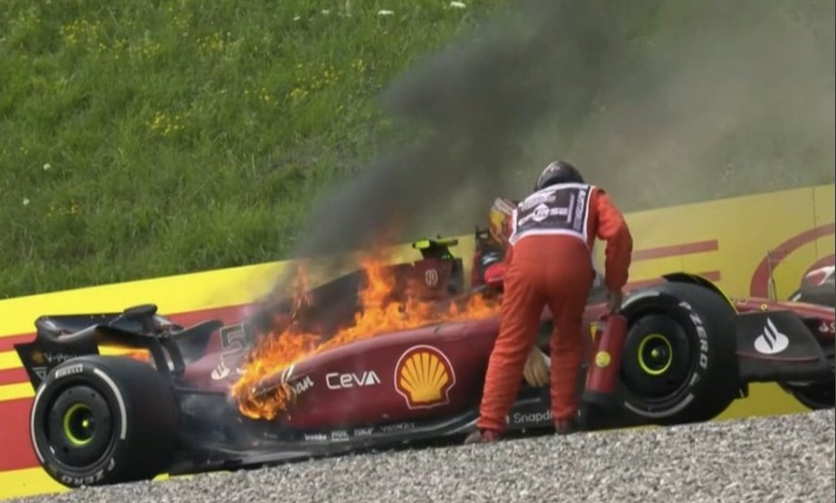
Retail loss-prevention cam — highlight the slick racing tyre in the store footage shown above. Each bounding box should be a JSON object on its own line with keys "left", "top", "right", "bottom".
{"left": 617, "top": 282, "right": 740, "bottom": 425}
{"left": 30, "top": 356, "right": 179, "bottom": 487}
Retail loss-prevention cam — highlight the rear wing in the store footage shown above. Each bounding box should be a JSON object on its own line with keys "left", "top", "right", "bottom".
{"left": 14, "top": 329, "right": 101, "bottom": 390}
{"left": 14, "top": 304, "right": 221, "bottom": 390}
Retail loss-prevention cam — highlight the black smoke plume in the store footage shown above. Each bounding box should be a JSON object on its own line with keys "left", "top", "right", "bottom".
{"left": 262, "top": 0, "right": 834, "bottom": 299}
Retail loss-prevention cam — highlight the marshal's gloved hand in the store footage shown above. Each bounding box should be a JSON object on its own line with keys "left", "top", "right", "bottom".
{"left": 523, "top": 347, "right": 550, "bottom": 387}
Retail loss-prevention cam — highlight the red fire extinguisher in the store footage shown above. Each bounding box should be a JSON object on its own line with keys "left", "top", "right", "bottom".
{"left": 581, "top": 311, "right": 628, "bottom": 407}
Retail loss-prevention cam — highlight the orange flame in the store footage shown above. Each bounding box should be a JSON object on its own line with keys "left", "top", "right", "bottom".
{"left": 230, "top": 253, "right": 500, "bottom": 421}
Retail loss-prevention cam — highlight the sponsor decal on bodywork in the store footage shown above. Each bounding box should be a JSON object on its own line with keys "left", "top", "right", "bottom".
{"left": 32, "top": 366, "right": 48, "bottom": 381}
{"left": 394, "top": 345, "right": 456, "bottom": 409}
{"left": 506, "top": 411, "right": 553, "bottom": 425}
{"left": 326, "top": 371, "right": 381, "bottom": 390}
{"left": 289, "top": 376, "right": 314, "bottom": 395}
{"left": 299, "top": 424, "right": 410, "bottom": 443}
{"left": 378, "top": 422, "right": 416, "bottom": 433}
{"left": 275, "top": 364, "right": 315, "bottom": 397}
{"left": 210, "top": 360, "right": 244, "bottom": 381}
{"left": 34, "top": 351, "right": 80, "bottom": 366}
{"left": 754, "top": 318, "right": 790, "bottom": 355}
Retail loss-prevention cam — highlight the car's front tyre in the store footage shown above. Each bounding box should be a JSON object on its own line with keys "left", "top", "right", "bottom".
{"left": 616, "top": 282, "right": 741, "bottom": 425}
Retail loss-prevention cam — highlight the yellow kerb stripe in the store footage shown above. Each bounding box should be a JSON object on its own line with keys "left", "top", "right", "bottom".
{"left": 0, "top": 352, "right": 21, "bottom": 372}
{"left": 0, "top": 382, "right": 34, "bottom": 401}
{"left": 0, "top": 468, "right": 68, "bottom": 499}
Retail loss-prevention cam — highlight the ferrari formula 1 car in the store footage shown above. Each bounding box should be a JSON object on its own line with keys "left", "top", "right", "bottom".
{"left": 13, "top": 235, "right": 835, "bottom": 488}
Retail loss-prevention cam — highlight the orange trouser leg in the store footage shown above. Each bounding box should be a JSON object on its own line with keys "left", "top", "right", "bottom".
{"left": 476, "top": 263, "right": 545, "bottom": 433}
{"left": 544, "top": 260, "right": 593, "bottom": 421}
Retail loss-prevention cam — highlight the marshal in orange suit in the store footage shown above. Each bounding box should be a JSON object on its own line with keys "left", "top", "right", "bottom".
{"left": 466, "top": 160, "right": 633, "bottom": 443}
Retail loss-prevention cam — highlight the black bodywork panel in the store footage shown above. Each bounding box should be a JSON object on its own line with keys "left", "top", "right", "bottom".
{"left": 735, "top": 310, "right": 833, "bottom": 382}
{"left": 163, "top": 381, "right": 644, "bottom": 476}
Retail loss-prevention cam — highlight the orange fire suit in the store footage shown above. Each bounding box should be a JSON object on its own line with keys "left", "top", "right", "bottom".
{"left": 476, "top": 182, "right": 633, "bottom": 432}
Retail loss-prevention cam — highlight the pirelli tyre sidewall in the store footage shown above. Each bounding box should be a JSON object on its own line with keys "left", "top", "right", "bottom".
{"left": 617, "top": 282, "right": 740, "bottom": 425}
{"left": 30, "top": 355, "right": 179, "bottom": 488}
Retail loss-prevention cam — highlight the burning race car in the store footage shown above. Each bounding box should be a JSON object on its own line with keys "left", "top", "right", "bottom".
{"left": 13, "top": 235, "right": 835, "bottom": 488}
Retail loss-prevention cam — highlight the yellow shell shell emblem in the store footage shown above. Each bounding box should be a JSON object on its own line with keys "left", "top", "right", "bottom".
{"left": 595, "top": 351, "right": 611, "bottom": 368}
{"left": 395, "top": 345, "right": 456, "bottom": 409}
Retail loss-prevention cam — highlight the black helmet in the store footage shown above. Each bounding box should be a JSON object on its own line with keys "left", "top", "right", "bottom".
{"left": 534, "top": 160, "right": 584, "bottom": 191}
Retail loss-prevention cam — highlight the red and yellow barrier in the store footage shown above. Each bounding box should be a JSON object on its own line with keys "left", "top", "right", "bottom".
{"left": 0, "top": 183, "right": 833, "bottom": 500}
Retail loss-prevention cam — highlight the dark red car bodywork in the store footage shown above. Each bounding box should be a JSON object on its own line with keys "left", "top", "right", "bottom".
{"left": 13, "top": 237, "right": 835, "bottom": 486}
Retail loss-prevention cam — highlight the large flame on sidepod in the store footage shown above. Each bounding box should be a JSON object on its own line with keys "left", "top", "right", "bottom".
{"left": 230, "top": 253, "right": 500, "bottom": 421}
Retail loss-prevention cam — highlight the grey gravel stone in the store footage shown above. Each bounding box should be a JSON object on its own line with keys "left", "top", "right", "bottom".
{"left": 11, "top": 410, "right": 834, "bottom": 503}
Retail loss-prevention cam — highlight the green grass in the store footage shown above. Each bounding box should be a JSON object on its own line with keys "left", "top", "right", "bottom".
{"left": 0, "top": 0, "right": 833, "bottom": 298}
{"left": 0, "top": 0, "right": 513, "bottom": 297}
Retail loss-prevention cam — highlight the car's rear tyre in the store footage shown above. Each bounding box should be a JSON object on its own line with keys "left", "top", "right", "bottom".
{"left": 31, "top": 356, "right": 179, "bottom": 488}
{"left": 616, "top": 282, "right": 740, "bottom": 425}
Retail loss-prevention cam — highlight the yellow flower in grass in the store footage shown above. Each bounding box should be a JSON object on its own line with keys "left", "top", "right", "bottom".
{"left": 288, "top": 87, "right": 309, "bottom": 102}
{"left": 352, "top": 59, "right": 367, "bottom": 72}
{"left": 198, "top": 31, "right": 231, "bottom": 53}
{"left": 145, "top": 111, "right": 184, "bottom": 136}
{"left": 257, "top": 87, "right": 276, "bottom": 106}
{"left": 59, "top": 19, "right": 102, "bottom": 47}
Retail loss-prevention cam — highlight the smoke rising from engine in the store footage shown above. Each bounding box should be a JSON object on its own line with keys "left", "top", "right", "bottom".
{"left": 559, "top": 0, "right": 835, "bottom": 210}
{"left": 289, "top": 0, "right": 661, "bottom": 257}
{"left": 265, "top": 0, "right": 834, "bottom": 296}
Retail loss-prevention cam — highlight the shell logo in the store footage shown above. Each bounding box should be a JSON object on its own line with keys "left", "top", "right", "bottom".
{"left": 394, "top": 345, "right": 456, "bottom": 409}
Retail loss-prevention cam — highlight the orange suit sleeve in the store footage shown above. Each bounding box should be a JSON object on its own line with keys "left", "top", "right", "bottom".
{"left": 593, "top": 189, "right": 633, "bottom": 291}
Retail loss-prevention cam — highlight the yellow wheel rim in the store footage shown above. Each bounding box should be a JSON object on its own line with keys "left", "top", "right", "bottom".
{"left": 637, "top": 333, "right": 673, "bottom": 376}
{"left": 63, "top": 403, "right": 95, "bottom": 446}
